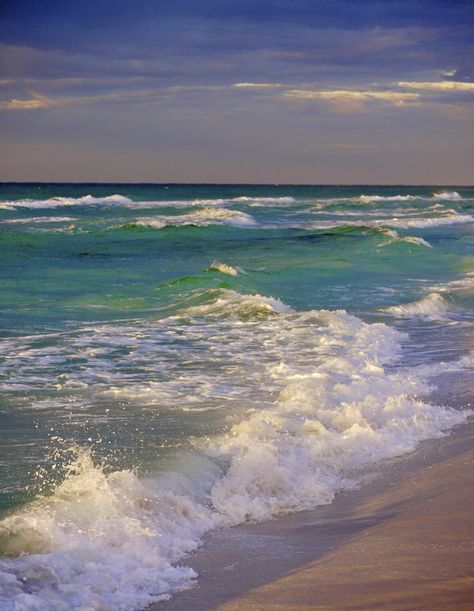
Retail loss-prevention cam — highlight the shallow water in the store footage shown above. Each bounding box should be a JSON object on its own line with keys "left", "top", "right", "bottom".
{"left": 0, "top": 184, "right": 473, "bottom": 609}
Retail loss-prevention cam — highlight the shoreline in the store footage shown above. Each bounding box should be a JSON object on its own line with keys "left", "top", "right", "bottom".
{"left": 153, "top": 417, "right": 474, "bottom": 610}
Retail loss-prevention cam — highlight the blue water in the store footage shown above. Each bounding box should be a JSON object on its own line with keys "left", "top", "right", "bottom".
{"left": 0, "top": 184, "right": 473, "bottom": 609}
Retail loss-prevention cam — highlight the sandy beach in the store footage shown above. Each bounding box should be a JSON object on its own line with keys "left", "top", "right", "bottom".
{"left": 155, "top": 418, "right": 474, "bottom": 610}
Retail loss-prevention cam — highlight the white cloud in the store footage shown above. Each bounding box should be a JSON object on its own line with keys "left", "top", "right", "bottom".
{"left": 0, "top": 89, "right": 157, "bottom": 111}
{"left": 398, "top": 80, "right": 474, "bottom": 91}
{"left": 233, "top": 82, "right": 283, "bottom": 89}
{"left": 282, "top": 89, "right": 420, "bottom": 109}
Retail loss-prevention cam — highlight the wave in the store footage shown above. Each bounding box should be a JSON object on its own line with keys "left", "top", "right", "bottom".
{"left": 306, "top": 212, "right": 473, "bottom": 231}
{"left": 182, "top": 289, "right": 292, "bottom": 318}
{"left": 431, "top": 271, "right": 474, "bottom": 294}
{"left": 382, "top": 292, "right": 451, "bottom": 319}
{"left": 0, "top": 294, "right": 469, "bottom": 609}
{"left": 432, "top": 191, "right": 462, "bottom": 201}
{"left": 385, "top": 214, "right": 474, "bottom": 228}
{"left": 1, "top": 194, "right": 297, "bottom": 211}
{"left": 0, "top": 447, "right": 213, "bottom": 609}
{"left": 358, "top": 194, "right": 418, "bottom": 204}
{"left": 0, "top": 216, "right": 77, "bottom": 224}
{"left": 208, "top": 261, "right": 240, "bottom": 276}
{"left": 1, "top": 194, "right": 134, "bottom": 209}
{"left": 376, "top": 228, "right": 432, "bottom": 247}
{"left": 0, "top": 304, "right": 465, "bottom": 611}
{"left": 119, "top": 208, "right": 257, "bottom": 229}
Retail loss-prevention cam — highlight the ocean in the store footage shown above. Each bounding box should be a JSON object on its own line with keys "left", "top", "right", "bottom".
{"left": 0, "top": 183, "right": 473, "bottom": 609}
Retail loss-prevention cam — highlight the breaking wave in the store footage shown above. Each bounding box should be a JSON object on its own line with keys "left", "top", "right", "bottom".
{"left": 1, "top": 194, "right": 134, "bottom": 209}
{"left": 0, "top": 292, "right": 469, "bottom": 609}
{"left": 432, "top": 191, "right": 462, "bottom": 201}
{"left": 208, "top": 261, "right": 240, "bottom": 276}
{"left": 120, "top": 208, "right": 257, "bottom": 229}
{"left": 382, "top": 292, "right": 452, "bottom": 319}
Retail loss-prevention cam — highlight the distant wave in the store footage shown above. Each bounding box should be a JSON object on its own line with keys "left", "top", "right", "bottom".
{"left": 1, "top": 194, "right": 134, "bottom": 209}
{"left": 116, "top": 208, "right": 257, "bottom": 229}
{"left": 305, "top": 212, "right": 473, "bottom": 231}
{"left": 357, "top": 194, "right": 419, "bottom": 203}
{"left": 432, "top": 191, "right": 462, "bottom": 201}
{"left": 0, "top": 216, "right": 77, "bottom": 224}
{"left": 383, "top": 213, "right": 473, "bottom": 228}
{"left": 0, "top": 194, "right": 297, "bottom": 211}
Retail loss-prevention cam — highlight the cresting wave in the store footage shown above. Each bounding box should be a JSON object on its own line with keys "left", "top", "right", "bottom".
{"left": 0, "top": 290, "right": 469, "bottom": 610}
{"left": 381, "top": 292, "right": 452, "bottom": 319}
{"left": 117, "top": 208, "right": 257, "bottom": 229}
{"left": 432, "top": 190, "right": 462, "bottom": 200}
{"left": 307, "top": 213, "right": 474, "bottom": 231}
{"left": 1, "top": 194, "right": 134, "bottom": 209}
{"left": 208, "top": 261, "right": 240, "bottom": 276}
{"left": 377, "top": 228, "right": 431, "bottom": 247}
{"left": 0, "top": 194, "right": 296, "bottom": 210}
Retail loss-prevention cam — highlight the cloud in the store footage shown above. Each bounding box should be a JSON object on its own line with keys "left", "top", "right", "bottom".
{"left": 397, "top": 80, "right": 474, "bottom": 91}
{"left": 0, "top": 89, "right": 156, "bottom": 111}
{"left": 281, "top": 88, "right": 420, "bottom": 111}
{"left": 233, "top": 82, "right": 283, "bottom": 89}
{"left": 0, "top": 98, "right": 50, "bottom": 110}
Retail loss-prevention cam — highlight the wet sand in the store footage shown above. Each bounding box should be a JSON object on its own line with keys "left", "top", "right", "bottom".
{"left": 154, "top": 418, "right": 474, "bottom": 610}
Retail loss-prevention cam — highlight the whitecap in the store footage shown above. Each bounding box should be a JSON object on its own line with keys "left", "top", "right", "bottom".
{"left": 0, "top": 216, "right": 77, "bottom": 224}
{"left": 432, "top": 191, "right": 462, "bottom": 200}
{"left": 183, "top": 289, "right": 293, "bottom": 318}
{"left": 378, "top": 228, "right": 432, "bottom": 248}
{"left": 381, "top": 292, "right": 451, "bottom": 319}
{"left": 358, "top": 194, "right": 418, "bottom": 203}
{"left": 208, "top": 261, "right": 240, "bottom": 276}
{"left": 2, "top": 194, "right": 134, "bottom": 209}
{"left": 131, "top": 208, "right": 257, "bottom": 229}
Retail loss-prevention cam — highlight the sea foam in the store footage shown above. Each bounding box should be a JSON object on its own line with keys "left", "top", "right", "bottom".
{"left": 0, "top": 294, "right": 469, "bottom": 610}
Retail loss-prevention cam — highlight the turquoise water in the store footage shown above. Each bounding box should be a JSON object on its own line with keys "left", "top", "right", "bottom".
{"left": 0, "top": 184, "right": 473, "bottom": 609}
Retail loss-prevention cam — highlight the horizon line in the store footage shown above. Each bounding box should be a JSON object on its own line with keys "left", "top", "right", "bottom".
{"left": 1, "top": 181, "right": 473, "bottom": 188}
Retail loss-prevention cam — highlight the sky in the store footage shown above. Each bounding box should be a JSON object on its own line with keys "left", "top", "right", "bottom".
{"left": 1, "top": 0, "right": 473, "bottom": 184}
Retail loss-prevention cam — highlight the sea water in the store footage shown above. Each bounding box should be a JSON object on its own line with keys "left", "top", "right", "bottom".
{"left": 0, "top": 184, "right": 473, "bottom": 609}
